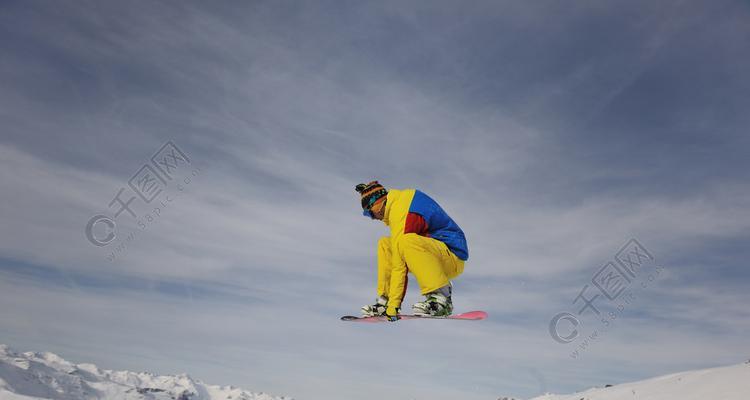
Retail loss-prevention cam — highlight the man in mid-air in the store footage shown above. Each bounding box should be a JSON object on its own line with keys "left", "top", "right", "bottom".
{"left": 355, "top": 181, "right": 468, "bottom": 321}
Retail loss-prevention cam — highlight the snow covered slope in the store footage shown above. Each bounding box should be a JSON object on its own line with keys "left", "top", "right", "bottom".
{"left": 0, "top": 345, "right": 291, "bottom": 400}
{"left": 530, "top": 361, "right": 750, "bottom": 400}
{"left": 3, "top": 343, "right": 748, "bottom": 400}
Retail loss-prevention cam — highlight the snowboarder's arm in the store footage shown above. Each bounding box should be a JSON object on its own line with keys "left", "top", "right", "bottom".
{"left": 384, "top": 213, "right": 428, "bottom": 310}
{"left": 376, "top": 237, "right": 391, "bottom": 298}
{"left": 386, "top": 217, "right": 410, "bottom": 311}
{"left": 387, "top": 242, "right": 408, "bottom": 312}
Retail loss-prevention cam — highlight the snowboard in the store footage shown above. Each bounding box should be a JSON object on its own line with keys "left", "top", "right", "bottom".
{"left": 341, "top": 310, "right": 487, "bottom": 323}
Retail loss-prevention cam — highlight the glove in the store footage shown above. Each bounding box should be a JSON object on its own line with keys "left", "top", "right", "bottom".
{"left": 361, "top": 296, "right": 388, "bottom": 317}
{"left": 385, "top": 305, "right": 400, "bottom": 322}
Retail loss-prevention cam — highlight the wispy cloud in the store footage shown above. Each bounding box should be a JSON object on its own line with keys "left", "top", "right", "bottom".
{"left": 1, "top": 1, "right": 749, "bottom": 399}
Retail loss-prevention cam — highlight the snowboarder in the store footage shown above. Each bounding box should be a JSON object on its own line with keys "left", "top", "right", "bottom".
{"left": 355, "top": 181, "right": 469, "bottom": 321}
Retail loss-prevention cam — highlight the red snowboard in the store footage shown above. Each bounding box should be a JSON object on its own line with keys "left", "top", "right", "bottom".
{"left": 341, "top": 310, "right": 487, "bottom": 322}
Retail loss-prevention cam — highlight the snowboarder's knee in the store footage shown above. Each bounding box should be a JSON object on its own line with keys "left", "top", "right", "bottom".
{"left": 400, "top": 233, "right": 421, "bottom": 244}
{"left": 397, "top": 233, "right": 431, "bottom": 251}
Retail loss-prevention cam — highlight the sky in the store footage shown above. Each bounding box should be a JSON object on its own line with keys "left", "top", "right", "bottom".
{"left": 1, "top": 1, "right": 749, "bottom": 399}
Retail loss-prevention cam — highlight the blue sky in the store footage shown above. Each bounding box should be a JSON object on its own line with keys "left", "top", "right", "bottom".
{"left": 1, "top": 1, "right": 749, "bottom": 399}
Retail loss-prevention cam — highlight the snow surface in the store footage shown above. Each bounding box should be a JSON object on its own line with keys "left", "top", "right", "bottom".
{"left": 2, "top": 344, "right": 749, "bottom": 400}
{"left": 0, "top": 344, "right": 291, "bottom": 400}
{"left": 528, "top": 361, "right": 750, "bottom": 400}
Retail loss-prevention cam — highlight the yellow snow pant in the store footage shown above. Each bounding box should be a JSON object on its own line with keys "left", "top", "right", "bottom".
{"left": 377, "top": 233, "right": 464, "bottom": 306}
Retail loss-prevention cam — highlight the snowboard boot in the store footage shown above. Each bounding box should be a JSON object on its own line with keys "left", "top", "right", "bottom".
{"left": 361, "top": 296, "right": 388, "bottom": 317}
{"left": 412, "top": 284, "right": 453, "bottom": 316}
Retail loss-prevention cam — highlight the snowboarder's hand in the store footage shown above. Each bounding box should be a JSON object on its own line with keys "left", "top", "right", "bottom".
{"left": 385, "top": 306, "right": 400, "bottom": 322}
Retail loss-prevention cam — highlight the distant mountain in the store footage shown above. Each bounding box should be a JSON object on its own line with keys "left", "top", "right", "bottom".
{"left": 0, "top": 344, "right": 291, "bottom": 400}
{"left": 4, "top": 343, "right": 749, "bottom": 400}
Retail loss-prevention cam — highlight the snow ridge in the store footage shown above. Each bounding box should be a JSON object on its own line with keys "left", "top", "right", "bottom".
{"left": 3, "top": 344, "right": 749, "bottom": 400}
{"left": 528, "top": 361, "right": 750, "bottom": 400}
{"left": 0, "top": 345, "right": 291, "bottom": 400}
